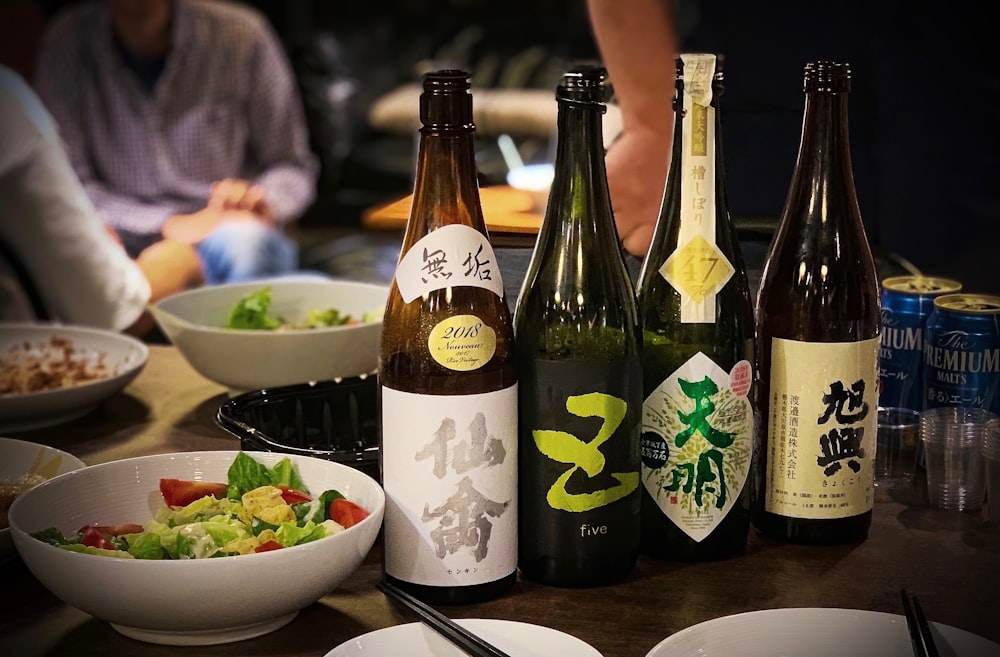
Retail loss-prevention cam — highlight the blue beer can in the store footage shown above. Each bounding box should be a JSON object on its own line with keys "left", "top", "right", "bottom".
{"left": 923, "top": 293, "right": 1000, "bottom": 415}
{"left": 879, "top": 276, "right": 961, "bottom": 411}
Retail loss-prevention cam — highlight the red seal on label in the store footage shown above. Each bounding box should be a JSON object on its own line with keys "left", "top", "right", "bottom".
{"left": 729, "top": 360, "right": 752, "bottom": 398}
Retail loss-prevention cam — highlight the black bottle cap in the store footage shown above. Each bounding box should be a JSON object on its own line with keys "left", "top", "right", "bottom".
{"left": 557, "top": 63, "right": 611, "bottom": 105}
{"left": 803, "top": 61, "right": 851, "bottom": 93}
{"left": 420, "top": 69, "right": 474, "bottom": 131}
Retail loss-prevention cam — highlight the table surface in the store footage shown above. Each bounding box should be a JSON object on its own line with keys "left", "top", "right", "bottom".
{"left": 2, "top": 345, "right": 999, "bottom": 657}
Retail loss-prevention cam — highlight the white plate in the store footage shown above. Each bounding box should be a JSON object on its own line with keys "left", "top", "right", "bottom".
{"left": 645, "top": 608, "right": 999, "bottom": 657}
{"left": 0, "top": 437, "right": 86, "bottom": 562}
{"left": 0, "top": 323, "right": 148, "bottom": 432}
{"left": 326, "top": 619, "right": 603, "bottom": 657}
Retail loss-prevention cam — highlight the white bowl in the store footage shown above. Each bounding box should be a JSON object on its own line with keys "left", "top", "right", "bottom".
{"left": 0, "top": 437, "right": 87, "bottom": 563}
{"left": 0, "top": 323, "right": 149, "bottom": 432}
{"left": 644, "top": 608, "right": 999, "bottom": 657}
{"left": 8, "top": 450, "right": 385, "bottom": 646}
{"left": 507, "top": 163, "right": 554, "bottom": 213}
{"left": 149, "top": 279, "right": 388, "bottom": 395}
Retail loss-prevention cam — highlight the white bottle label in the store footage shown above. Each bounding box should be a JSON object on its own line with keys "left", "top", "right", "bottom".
{"left": 382, "top": 384, "right": 517, "bottom": 586}
{"left": 641, "top": 352, "right": 754, "bottom": 541}
{"left": 394, "top": 224, "right": 505, "bottom": 302}
{"left": 659, "top": 53, "right": 734, "bottom": 324}
{"left": 764, "top": 337, "right": 880, "bottom": 519}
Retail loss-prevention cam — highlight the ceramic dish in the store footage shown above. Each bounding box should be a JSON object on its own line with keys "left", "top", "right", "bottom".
{"left": 326, "top": 619, "right": 603, "bottom": 657}
{"left": 0, "top": 323, "right": 148, "bottom": 432}
{"left": 9, "top": 450, "right": 385, "bottom": 646}
{"left": 644, "top": 607, "right": 999, "bottom": 657}
{"left": 0, "top": 437, "right": 86, "bottom": 563}
{"left": 149, "top": 279, "right": 388, "bottom": 395}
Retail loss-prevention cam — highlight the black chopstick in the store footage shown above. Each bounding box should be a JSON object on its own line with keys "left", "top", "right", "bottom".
{"left": 901, "top": 588, "right": 941, "bottom": 657}
{"left": 377, "top": 580, "right": 514, "bottom": 657}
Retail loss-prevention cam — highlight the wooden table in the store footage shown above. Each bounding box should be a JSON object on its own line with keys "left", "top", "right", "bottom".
{"left": 2, "top": 346, "right": 999, "bottom": 656}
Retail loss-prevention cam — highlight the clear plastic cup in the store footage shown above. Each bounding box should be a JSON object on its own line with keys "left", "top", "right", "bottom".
{"left": 919, "top": 407, "right": 994, "bottom": 512}
{"left": 983, "top": 418, "right": 1000, "bottom": 523}
{"left": 875, "top": 407, "right": 921, "bottom": 496}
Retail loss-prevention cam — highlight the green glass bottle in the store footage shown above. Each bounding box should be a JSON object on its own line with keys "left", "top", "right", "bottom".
{"left": 636, "top": 54, "right": 756, "bottom": 561}
{"left": 752, "top": 61, "right": 880, "bottom": 545}
{"left": 513, "top": 64, "right": 642, "bottom": 587}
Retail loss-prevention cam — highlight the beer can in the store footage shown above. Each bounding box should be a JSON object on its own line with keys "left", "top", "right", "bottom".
{"left": 879, "top": 276, "right": 961, "bottom": 411}
{"left": 923, "top": 293, "right": 1000, "bottom": 415}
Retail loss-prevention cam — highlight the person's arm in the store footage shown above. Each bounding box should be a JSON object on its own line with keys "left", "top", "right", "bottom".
{"left": 587, "top": 0, "right": 679, "bottom": 256}
{"left": 241, "top": 14, "right": 319, "bottom": 225}
{"left": 0, "top": 68, "right": 151, "bottom": 334}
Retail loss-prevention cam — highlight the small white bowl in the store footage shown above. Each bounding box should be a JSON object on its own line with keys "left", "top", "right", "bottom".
{"left": 149, "top": 279, "right": 388, "bottom": 395}
{"left": 507, "top": 163, "right": 554, "bottom": 214}
{"left": 0, "top": 437, "right": 86, "bottom": 563}
{"left": 8, "top": 450, "right": 385, "bottom": 646}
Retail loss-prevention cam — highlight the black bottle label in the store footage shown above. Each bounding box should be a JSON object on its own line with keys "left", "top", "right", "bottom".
{"left": 394, "top": 224, "right": 504, "bottom": 302}
{"left": 641, "top": 352, "right": 753, "bottom": 541}
{"left": 520, "top": 359, "right": 641, "bottom": 559}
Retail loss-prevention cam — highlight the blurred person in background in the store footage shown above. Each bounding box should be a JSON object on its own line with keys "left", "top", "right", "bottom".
{"left": 33, "top": 0, "right": 319, "bottom": 286}
{"left": 587, "top": 0, "right": 1000, "bottom": 294}
{"left": 0, "top": 64, "right": 202, "bottom": 337}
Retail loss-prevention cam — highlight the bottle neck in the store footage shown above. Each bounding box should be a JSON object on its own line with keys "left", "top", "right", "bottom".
{"left": 791, "top": 90, "right": 856, "bottom": 207}
{"left": 406, "top": 127, "right": 485, "bottom": 248}
{"left": 547, "top": 99, "right": 615, "bottom": 239}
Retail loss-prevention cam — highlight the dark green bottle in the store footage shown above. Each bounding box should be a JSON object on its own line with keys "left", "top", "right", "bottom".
{"left": 513, "top": 64, "right": 642, "bottom": 587}
{"left": 636, "top": 54, "right": 756, "bottom": 561}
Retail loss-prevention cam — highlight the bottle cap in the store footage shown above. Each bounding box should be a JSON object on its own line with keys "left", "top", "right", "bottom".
{"left": 557, "top": 63, "right": 611, "bottom": 106}
{"left": 803, "top": 61, "right": 851, "bottom": 93}
{"left": 420, "top": 69, "right": 474, "bottom": 132}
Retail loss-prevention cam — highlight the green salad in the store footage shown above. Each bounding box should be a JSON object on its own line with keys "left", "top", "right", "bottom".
{"left": 226, "top": 287, "right": 379, "bottom": 330}
{"left": 32, "top": 452, "right": 371, "bottom": 559}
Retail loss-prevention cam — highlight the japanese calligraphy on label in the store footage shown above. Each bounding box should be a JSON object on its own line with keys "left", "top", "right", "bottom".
{"left": 382, "top": 385, "right": 517, "bottom": 587}
{"left": 394, "top": 224, "right": 504, "bottom": 302}
{"left": 659, "top": 53, "right": 734, "bottom": 323}
{"left": 641, "top": 352, "right": 754, "bottom": 542}
{"left": 765, "top": 337, "right": 879, "bottom": 519}
{"left": 520, "top": 359, "right": 641, "bottom": 561}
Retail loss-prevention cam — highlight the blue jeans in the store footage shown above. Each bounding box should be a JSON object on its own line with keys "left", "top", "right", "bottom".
{"left": 196, "top": 222, "right": 299, "bottom": 285}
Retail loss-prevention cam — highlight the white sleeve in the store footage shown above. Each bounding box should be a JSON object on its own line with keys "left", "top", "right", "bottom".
{"left": 0, "top": 68, "right": 151, "bottom": 331}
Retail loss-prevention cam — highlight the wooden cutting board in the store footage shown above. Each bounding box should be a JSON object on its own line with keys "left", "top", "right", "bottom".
{"left": 361, "top": 185, "right": 543, "bottom": 236}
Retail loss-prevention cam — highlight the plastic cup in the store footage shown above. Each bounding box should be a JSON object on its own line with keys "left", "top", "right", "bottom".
{"left": 984, "top": 418, "right": 1000, "bottom": 523}
{"left": 919, "top": 407, "right": 994, "bottom": 512}
{"left": 875, "top": 407, "right": 920, "bottom": 497}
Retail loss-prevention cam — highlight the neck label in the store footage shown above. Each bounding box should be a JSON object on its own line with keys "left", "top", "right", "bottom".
{"left": 395, "top": 224, "right": 505, "bottom": 302}
{"left": 659, "top": 53, "right": 734, "bottom": 323}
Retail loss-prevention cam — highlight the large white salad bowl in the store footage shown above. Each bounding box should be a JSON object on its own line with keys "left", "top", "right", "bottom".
{"left": 8, "top": 450, "right": 385, "bottom": 646}
{"left": 149, "top": 279, "right": 388, "bottom": 395}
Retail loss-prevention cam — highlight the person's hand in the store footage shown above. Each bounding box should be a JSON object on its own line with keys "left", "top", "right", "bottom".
{"left": 161, "top": 208, "right": 259, "bottom": 244}
{"left": 605, "top": 126, "right": 670, "bottom": 257}
{"left": 207, "top": 178, "right": 275, "bottom": 223}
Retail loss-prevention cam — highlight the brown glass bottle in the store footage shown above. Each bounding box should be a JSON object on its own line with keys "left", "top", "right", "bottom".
{"left": 513, "top": 64, "right": 642, "bottom": 587}
{"left": 636, "top": 54, "right": 756, "bottom": 561}
{"left": 379, "top": 70, "right": 518, "bottom": 603}
{"left": 752, "top": 62, "right": 880, "bottom": 544}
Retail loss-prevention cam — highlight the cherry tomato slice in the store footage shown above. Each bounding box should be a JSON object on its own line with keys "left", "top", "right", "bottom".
{"left": 254, "top": 540, "right": 284, "bottom": 553}
{"left": 329, "top": 498, "right": 370, "bottom": 528}
{"left": 81, "top": 523, "right": 144, "bottom": 537}
{"left": 159, "top": 478, "right": 228, "bottom": 507}
{"left": 79, "top": 525, "right": 117, "bottom": 551}
{"left": 277, "top": 485, "right": 312, "bottom": 506}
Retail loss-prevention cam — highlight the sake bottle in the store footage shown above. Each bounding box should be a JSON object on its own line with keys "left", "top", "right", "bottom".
{"left": 752, "top": 61, "right": 880, "bottom": 544}
{"left": 379, "top": 70, "right": 518, "bottom": 603}
{"left": 513, "top": 64, "right": 642, "bottom": 587}
{"left": 636, "top": 54, "right": 756, "bottom": 561}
